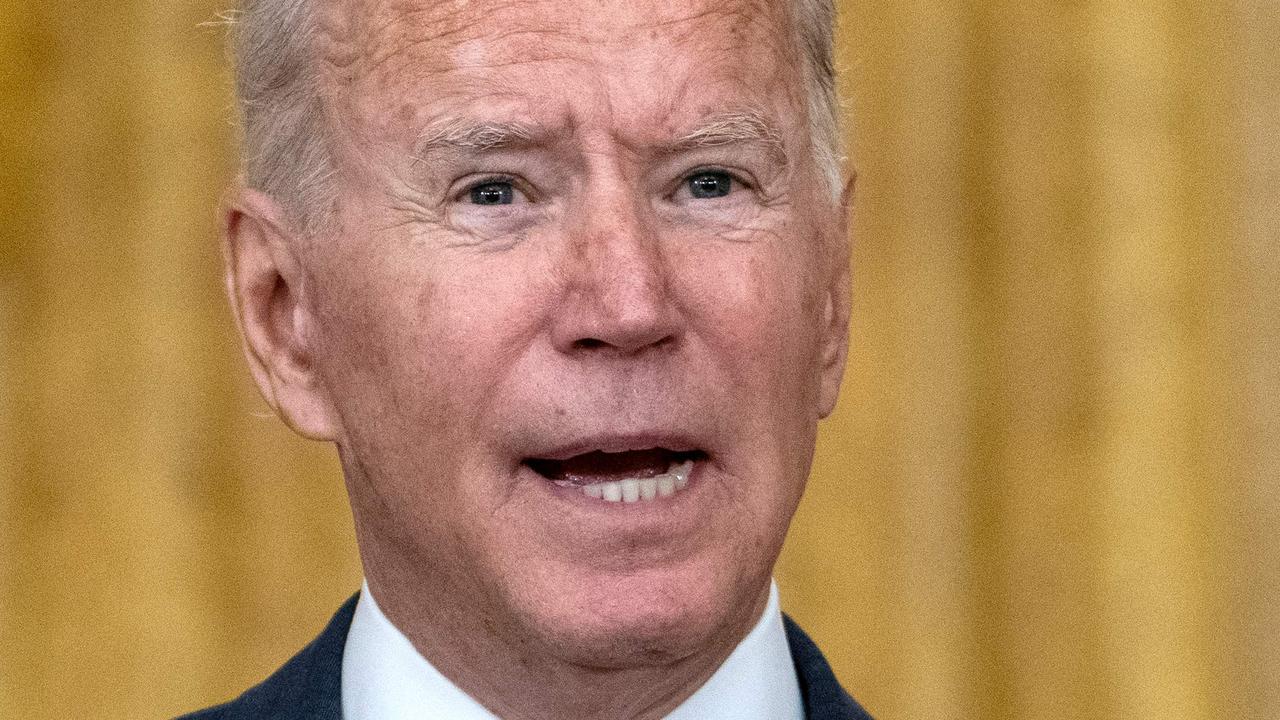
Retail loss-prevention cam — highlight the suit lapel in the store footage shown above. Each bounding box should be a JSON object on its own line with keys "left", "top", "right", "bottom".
{"left": 784, "top": 615, "right": 875, "bottom": 720}
{"left": 177, "top": 594, "right": 354, "bottom": 720}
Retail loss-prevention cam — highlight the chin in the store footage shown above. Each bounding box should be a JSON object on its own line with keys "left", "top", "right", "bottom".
{"left": 510, "top": 558, "right": 768, "bottom": 670}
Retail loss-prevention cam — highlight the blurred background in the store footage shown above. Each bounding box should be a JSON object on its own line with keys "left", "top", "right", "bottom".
{"left": 1, "top": 0, "right": 1277, "bottom": 717}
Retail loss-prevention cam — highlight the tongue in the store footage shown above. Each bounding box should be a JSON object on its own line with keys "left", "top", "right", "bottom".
{"left": 531, "top": 449, "right": 674, "bottom": 483}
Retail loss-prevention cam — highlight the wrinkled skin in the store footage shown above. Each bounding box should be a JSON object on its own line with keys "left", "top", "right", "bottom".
{"left": 224, "top": 0, "right": 852, "bottom": 717}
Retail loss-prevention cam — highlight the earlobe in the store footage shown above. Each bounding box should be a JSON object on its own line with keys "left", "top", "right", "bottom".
{"left": 816, "top": 259, "right": 851, "bottom": 419}
{"left": 223, "top": 188, "right": 340, "bottom": 440}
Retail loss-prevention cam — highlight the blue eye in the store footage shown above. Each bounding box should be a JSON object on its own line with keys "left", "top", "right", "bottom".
{"left": 687, "top": 171, "right": 733, "bottom": 199}
{"left": 469, "top": 181, "right": 514, "bottom": 205}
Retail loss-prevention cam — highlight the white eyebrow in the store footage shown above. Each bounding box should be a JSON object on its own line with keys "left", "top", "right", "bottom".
{"left": 409, "top": 112, "right": 787, "bottom": 164}
{"left": 669, "top": 111, "right": 788, "bottom": 163}
{"left": 412, "top": 120, "right": 538, "bottom": 158}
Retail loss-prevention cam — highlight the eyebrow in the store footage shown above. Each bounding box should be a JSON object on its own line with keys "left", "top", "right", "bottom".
{"left": 412, "top": 120, "right": 539, "bottom": 161}
{"left": 668, "top": 110, "right": 788, "bottom": 165}
{"left": 409, "top": 110, "right": 789, "bottom": 164}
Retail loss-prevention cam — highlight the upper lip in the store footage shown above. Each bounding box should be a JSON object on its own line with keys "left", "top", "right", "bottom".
{"left": 521, "top": 432, "right": 704, "bottom": 461}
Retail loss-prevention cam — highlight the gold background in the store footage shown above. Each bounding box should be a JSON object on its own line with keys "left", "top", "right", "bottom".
{"left": 1, "top": 1, "right": 1276, "bottom": 718}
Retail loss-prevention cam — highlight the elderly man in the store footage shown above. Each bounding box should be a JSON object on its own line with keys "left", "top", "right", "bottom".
{"left": 184, "top": 0, "right": 868, "bottom": 717}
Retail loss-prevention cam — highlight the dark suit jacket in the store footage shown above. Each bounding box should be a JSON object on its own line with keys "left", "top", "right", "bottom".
{"left": 180, "top": 594, "right": 873, "bottom": 720}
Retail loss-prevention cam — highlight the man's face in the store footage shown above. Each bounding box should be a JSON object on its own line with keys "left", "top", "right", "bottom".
{"left": 297, "top": 0, "right": 847, "bottom": 666}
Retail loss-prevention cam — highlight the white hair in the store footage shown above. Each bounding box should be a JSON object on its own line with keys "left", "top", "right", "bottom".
{"left": 788, "top": 0, "right": 842, "bottom": 195}
{"left": 230, "top": 0, "right": 842, "bottom": 232}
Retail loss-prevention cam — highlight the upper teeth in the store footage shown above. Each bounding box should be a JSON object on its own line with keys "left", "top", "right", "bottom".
{"left": 562, "top": 460, "right": 694, "bottom": 503}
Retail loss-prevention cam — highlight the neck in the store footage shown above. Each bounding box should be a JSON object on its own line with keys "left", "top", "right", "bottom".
{"left": 363, "top": 571, "right": 772, "bottom": 720}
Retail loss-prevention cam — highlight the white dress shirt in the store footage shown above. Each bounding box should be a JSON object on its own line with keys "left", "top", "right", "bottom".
{"left": 342, "top": 580, "right": 805, "bottom": 720}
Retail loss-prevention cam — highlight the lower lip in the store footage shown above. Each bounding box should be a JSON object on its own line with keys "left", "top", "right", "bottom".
{"left": 521, "top": 461, "right": 713, "bottom": 558}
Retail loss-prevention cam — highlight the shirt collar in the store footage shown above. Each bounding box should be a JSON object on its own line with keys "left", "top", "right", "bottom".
{"left": 342, "top": 580, "right": 804, "bottom": 720}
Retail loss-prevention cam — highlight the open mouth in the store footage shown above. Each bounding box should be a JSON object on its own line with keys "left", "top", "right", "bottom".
{"left": 525, "top": 448, "right": 703, "bottom": 503}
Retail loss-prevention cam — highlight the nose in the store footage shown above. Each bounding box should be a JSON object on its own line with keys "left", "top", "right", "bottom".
{"left": 550, "top": 195, "right": 680, "bottom": 356}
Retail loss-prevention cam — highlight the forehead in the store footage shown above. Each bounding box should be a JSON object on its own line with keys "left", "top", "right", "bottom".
{"left": 314, "top": 0, "right": 804, "bottom": 144}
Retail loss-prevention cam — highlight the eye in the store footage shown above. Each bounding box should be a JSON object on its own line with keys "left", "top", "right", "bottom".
{"left": 468, "top": 180, "right": 515, "bottom": 205}
{"left": 685, "top": 170, "right": 734, "bottom": 199}
{"left": 449, "top": 175, "right": 541, "bottom": 237}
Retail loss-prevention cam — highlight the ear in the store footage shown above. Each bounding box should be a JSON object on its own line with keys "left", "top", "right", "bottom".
{"left": 223, "top": 187, "right": 340, "bottom": 440}
{"left": 816, "top": 173, "right": 856, "bottom": 419}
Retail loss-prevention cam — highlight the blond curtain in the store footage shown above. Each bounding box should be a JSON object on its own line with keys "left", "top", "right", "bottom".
{"left": 1, "top": 1, "right": 1276, "bottom": 718}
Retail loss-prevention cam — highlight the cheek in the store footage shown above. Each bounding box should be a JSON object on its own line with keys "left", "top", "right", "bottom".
{"left": 309, "top": 269, "right": 451, "bottom": 451}
{"left": 677, "top": 238, "right": 824, "bottom": 398}
{"left": 309, "top": 241, "right": 547, "bottom": 446}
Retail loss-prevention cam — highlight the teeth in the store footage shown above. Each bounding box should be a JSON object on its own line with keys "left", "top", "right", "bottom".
{"left": 574, "top": 459, "right": 696, "bottom": 503}
{"left": 657, "top": 475, "right": 675, "bottom": 497}
{"left": 672, "top": 459, "right": 693, "bottom": 489}
{"left": 602, "top": 482, "right": 623, "bottom": 502}
{"left": 640, "top": 477, "right": 658, "bottom": 501}
{"left": 621, "top": 478, "right": 640, "bottom": 502}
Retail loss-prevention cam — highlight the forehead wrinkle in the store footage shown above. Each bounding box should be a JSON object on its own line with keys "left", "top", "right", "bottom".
{"left": 623, "top": 0, "right": 759, "bottom": 44}
{"left": 366, "top": 26, "right": 590, "bottom": 80}
{"left": 325, "top": 0, "right": 595, "bottom": 84}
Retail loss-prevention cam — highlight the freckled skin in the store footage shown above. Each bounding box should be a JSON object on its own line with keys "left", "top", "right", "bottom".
{"left": 251, "top": 0, "right": 851, "bottom": 718}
